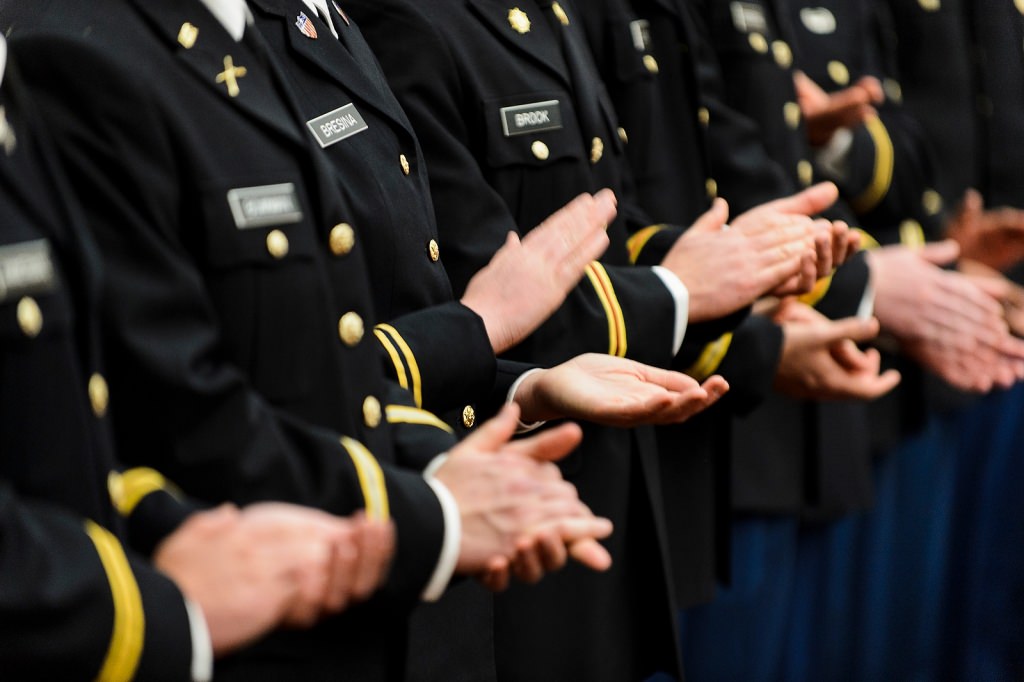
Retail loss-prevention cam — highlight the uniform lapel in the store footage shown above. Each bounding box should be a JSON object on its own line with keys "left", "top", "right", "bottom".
{"left": 466, "top": 0, "right": 573, "bottom": 88}
{"left": 249, "top": 0, "right": 412, "bottom": 133}
{"left": 128, "top": 0, "right": 305, "bottom": 147}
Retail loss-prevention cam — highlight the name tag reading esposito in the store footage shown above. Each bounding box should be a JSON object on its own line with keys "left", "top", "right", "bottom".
{"left": 227, "top": 183, "right": 303, "bottom": 230}
{"left": 306, "top": 103, "right": 370, "bottom": 148}
{"left": 500, "top": 100, "right": 563, "bottom": 137}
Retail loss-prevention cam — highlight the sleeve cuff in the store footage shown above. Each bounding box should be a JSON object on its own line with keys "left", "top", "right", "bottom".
{"left": 506, "top": 367, "right": 547, "bottom": 433}
{"left": 419, "top": 474, "right": 461, "bottom": 602}
{"left": 650, "top": 265, "right": 690, "bottom": 354}
{"left": 183, "top": 598, "right": 213, "bottom": 682}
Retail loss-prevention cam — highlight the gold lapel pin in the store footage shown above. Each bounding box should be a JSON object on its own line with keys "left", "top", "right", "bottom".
{"left": 216, "top": 55, "right": 247, "bottom": 98}
{"left": 178, "top": 22, "right": 198, "bottom": 49}
{"left": 508, "top": 7, "right": 531, "bottom": 34}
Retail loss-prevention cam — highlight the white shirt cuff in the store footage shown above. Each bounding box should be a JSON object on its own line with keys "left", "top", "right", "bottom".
{"left": 650, "top": 265, "right": 690, "bottom": 354}
{"left": 814, "top": 127, "right": 854, "bottom": 182}
{"left": 420, "top": 471, "right": 461, "bottom": 602}
{"left": 507, "top": 367, "right": 547, "bottom": 433}
{"left": 183, "top": 598, "right": 213, "bottom": 682}
{"left": 857, "top": 275, "right": 876, "bottom": 320}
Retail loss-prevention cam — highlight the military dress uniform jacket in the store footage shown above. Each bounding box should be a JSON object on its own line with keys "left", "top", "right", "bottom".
{"left": 249, "top": 0, "right": 500, "bottom": 431}
{"left": 0, "top": 59, "right": 197, "bottom": 681}
{"left": 9, "top": 1, "right": 457, "bottom": 678}
{"left": 345, "top": 0, "right": 694, "bottom": 679}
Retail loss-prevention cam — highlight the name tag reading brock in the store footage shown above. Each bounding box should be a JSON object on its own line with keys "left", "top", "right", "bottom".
{"left": 0, "top": 238, "right": 57, "bottom": 303}
{"left": 306, "top": 103, "right": 369, "bottom": 148}
{"left": 500, "top": 100, "right": 563, "bottom": 137}
{"left": 227, "top": 183, "right": 303, "bottom": 229}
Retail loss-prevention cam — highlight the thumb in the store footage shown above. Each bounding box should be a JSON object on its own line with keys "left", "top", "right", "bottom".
{"left": 762, "top": 182, "right": 839, "bottom": 217}
{"left": 688, "top": 197, "right": 730, "bottom": 234}
{"left": 808, "top": 315, "right": 881, "bottom": 348}
{"left": 460, "top": 403, "right": 520, "bottom": 451}
{"left": 917, "top": 239, "right": 961, "bottom": 265}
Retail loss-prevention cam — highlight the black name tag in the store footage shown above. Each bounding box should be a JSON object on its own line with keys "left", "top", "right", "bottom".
{"left": 0, "top": 239, "right": 56, "bottom": 303}
{"left": 306, "top": 103, "right": 370, "bottom": 148}
{"left": 227, "top": 183, "right": 303, "bottom": 229}
{"left": 499, "top": 100, "right": 563, "bottom": 137}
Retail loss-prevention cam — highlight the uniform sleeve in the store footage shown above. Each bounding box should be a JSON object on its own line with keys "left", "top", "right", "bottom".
{"left": 374, "top": 301, "right": 497, "bottom": 414}
{"left": 15, "top": 36, "right": 446, "bottom": 603}
{"left": 0, "top": 482, "right": 193, "bottom": 682}
{"left": 346, "top": 0, "right": 678, "bottom": 370}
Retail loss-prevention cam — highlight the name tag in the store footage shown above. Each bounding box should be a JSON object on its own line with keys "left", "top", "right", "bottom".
{"left": 227, "top": 183, "right": 303, "bottom": 230}
{"left": 0, "top": 239, "right": 57, "bottom": 303}
{"left": 306, "top": 103, "right": 369, "bottom": 148}
{"left": 629, "top": 19, "right": 651, "bottom": 52}
{"left": 730, "top": 1, "right": 767, "bottom": 33}
{"left": 500, "top": 100, "right": 563, "bottom": 137}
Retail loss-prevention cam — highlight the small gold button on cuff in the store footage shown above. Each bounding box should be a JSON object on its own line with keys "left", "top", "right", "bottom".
{"left": 705, "top": 178, "right": 718, "bottom": 198}
{"left": 363, "top": 396, "right": 382, "bottom": 428}
{"left": 266, "top": 229, "right": 289, "bottom": 259}
{"left": 339, "top": 312, "right": 365, "bottom": 347}
{"left": 89, "top": 373, "right": 109, "bottom": 418}
{"left": 400, "top": 154, "right": 411, "bottom": 176}
{"left": 617, "top": 126, "right": 629, "bottom": 143}
{"left": 827, "top": 60, "right": 850, "bottom": 86}
{"left": 784, "top": 101, "right": 802, "bottom": 129}
{"left": 552, "top": 1, "right": 570, "bottom": 25}
{"left": 531, "top": 140, "right": 550, "bottom": 161}
{"left": 797, "top": 160, "right": 814, "bottom": 186}
{"left": 428, "top": 239, "right": 440, "bottom": 262}
{"left": 330, "top": 223, "right": 355, "bottom": 256}
{"left": 918, "top": 0, "right": 941, "bottom": 11}
{"left": 590, "top": 137, "right": 604, "bottom": 164}
{"left": 922, "top": 189, "right": 943, "bottom": 216}
{"left": 772, "top": 40, "right": 792, "bottom": 68}
{"left": 17, "top": 296, "right": 42, "bottom": 338}
{"left": 749, "top": 32, "right": 769, "bottom": 54}
{"left": 643, "top": 54, "right": 659, "bottom": 74}
{"left": 462, "top": 405, "right": 476, "bottom": 429}
{"left": 697, "top": 107, "right": 710, "bottom": 126}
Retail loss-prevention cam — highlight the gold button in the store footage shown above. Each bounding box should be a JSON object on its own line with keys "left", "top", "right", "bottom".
{"left": 266, "top": 229, "right": 289, "bottom": 259}
{"left": 552, "top": 1, "right": 570, "bottom": 25}
{"left": 16, "top": 296, "right": 42, "bottom": 338}
{"left": 772, "top": 40, "right": 792, "bottom": 68}
{"left": 827, "top": 60, "right": 850, "bottom": 86}
{"left": 89, "top": 373, "right": 109, "bottom": 418}
{"left": 399, "top": 154, "right": 411, "bottom": 176}
{"left": 508, "top": 7, "right": 531, "bottom": 34}
{"left": 784, "top": 101, "right": 802, "bottom": 129}
{"left": 643, "top": 54, "right": 659, "bottom": 74}
{"left": 531, "top": 140, "right": 550, "bottom": 161}
{"left": 363, "top": 396, "right": 382, "bottom": 428}
{"left": 1017, "top": 0, "right": 1024, "bottom": 15}
{"left": 462, "top": 405, "right": 476, "bottom": 429}
{"left": 749, "top": 32, "right": 769, "bottom": 54}
{"left": 922, "top": 189, "right": 943, "bottom": 216}
{"left": 705, "top": 177, "right": 718, "bottom": 199}
{"left": 178, "top": 22, "right": 198, "bottom": 49}
{"left": 338, "top": 311, "right": 364, "bottom": 347}
{"left": 697, "top": 107, "right": 710, "bottom": 126}
{"left": 428, "top": 238, "right": 440, "bottom": 262}
{"left": 329, "top": 223, "right": 355, "bottom": 256}
{"left": 617, "top": 126, "right": 629, "bottom": 144}
{"left": 918, "top": 0, "right": 941, "bottom": 10}
{"left": 590, "top": 137, "right": 604, "bottom": 164}
{"left": 797, "top": 160, "right": 814, "bottom": 186}
{"left": 900, "top": 219, "right": 926, "bottom": 248}
{"left": 884, "top": 78, "right": 903, "bottom": 104}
